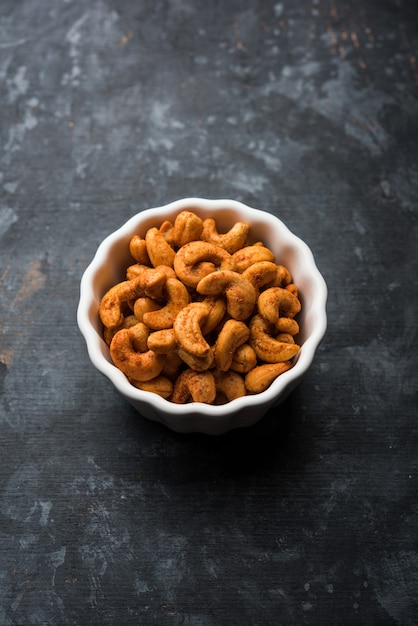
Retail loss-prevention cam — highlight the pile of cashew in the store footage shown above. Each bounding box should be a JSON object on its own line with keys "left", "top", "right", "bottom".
{"left": 99, "top": 210, "right": 302, "bottom": 403}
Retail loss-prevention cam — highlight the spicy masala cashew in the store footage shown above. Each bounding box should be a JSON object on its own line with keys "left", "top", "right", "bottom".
{"left": 173, "top": 241, "right": 236, "bottom": 288}
{"left": 173, "top": 302, "right": 212, "bottom": 357}
{"left": 214, "top": 319, "right": 250, "bottom": 372}
{"left": 171, "top": 369, "right": 216, "bottom": 404}
{"left": 245, "top": 362, "right": 293, "bottom": 394}
{"left": 100, "top": 275, "right": 146, "bottom": 329}
{"left": 200, "top": 218, "right": 250, "bottom": 253}
{"left": 131, "top": 375, "right": 173, "bottom": 398}
{"left": 249, "top": 314, "right": 300, "bottom": 363}
{"left": 213, "top": 369, "right": 246, "bottom": 401}
{"left": 172, "top": 210, "right": 204, "bottom": 247}
{"left": 109, "top": 323, "right": 166, "bottom": 381}
{"left": 196, "top": 270, "right": 257, "bottom": 321}
{"left": 142, "top": 277, "right": 190, "bottom": 330}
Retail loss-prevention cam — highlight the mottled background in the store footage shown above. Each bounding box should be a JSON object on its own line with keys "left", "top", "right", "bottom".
{"left": 1, "top": 1, "right": 417, "bottom": 624}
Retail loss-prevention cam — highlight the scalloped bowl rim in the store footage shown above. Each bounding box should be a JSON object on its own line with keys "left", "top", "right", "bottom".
{"left": 77, "top": 198, "right": 327, "bottom": 425}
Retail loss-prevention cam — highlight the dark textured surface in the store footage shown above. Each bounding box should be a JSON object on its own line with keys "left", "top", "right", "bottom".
{"left": 1, "top": 1, "right": 418, "bottom": 624}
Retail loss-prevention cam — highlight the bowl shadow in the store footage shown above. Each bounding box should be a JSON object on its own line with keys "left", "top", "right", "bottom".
{"left": 118, "top": 390, "right": 311, "bottom": 488}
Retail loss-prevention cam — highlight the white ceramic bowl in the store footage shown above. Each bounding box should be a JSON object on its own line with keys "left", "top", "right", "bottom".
{"left": 77, "top": 198, "right": 327, "bottom": 435}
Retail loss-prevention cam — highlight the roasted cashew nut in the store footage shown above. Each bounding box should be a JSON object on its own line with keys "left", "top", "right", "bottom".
{"left": 133, "top": 297, "right": 161, "bottom": 322}
{"left": 171, "top": 369, "right": 216, "bottom": 404}
{"left": 126, "top": 263, "right": 148, "bottom": 280}
{"left": 161, "top": 352, "right": 184, "bottom": 380}
{"left": 214, "top": 319, "right": 250, "bottom": 371}
{"left": 110, "top": 323, "right": 166, "bottom": 381}
{"left": 285, "top": 283, "right": 299, "bottom": 298}
{"left": 125, "top": 264, "right": 176, "bottom": 297}
{"left": 257, "top": 287, "right": 301, "bottom": 326}
{"left": 103, "top": 314, "right": 139, "bottom": 346}
{"left": 271, "top": 265, "right": 292, "bottom": 288}
{"left": 174, "top": 241, "right": 236, "bottom": 288}
{"left": 173, "top": 302, "right": 211, "bottom": 357}
{"left": 232, "top": 243, "right": 275, "bottom": 272}
{"left": 201, "top": 218, "right": 250, "bottom": 253}
{"left": 262, "top": 264, "right": 293, "bottom": 289}
{"left": 172, "top": 210, "right": 204, "bottom": 248}
{"left": 276, "top": 317, "right": 300, "bottom": 336}
{"left": 130, "top": 375, "right": 173, "bottom": 398}
{"left": 213, "top": 369, "right": 246, "bottom": 402}
{"left": 148, "top": 328, "right": 215, "bottom": 375}
{"left": 143, "top": 277, "right": 191, "bottom": 330}
{"left": 276, "top": 332, "right": 295, "bottom": 344}
{"left": 100, "top": 275, "right": 146, "bottom": 329}
{"left": 177, "top": 348, "right": 215, "bottom": 372}
{"left": 200, "top": 296, "right": 227, "bottom": 335}
{"left": 245, "top": 361, "right": 293, "bottom": 394}
{"left": 242, "top": 261, "right": 279, "bottom": 292}
{"left": 230, "top": 343, "right": 257, "bottom": 373}
{"left": 140, "top": 265, "right": 176, "bottom": 299}
{"left": 249, "top": 314, "right": 300, "bottom": 363}
{"left": 145, "top": 227, "right": 176, "bottom": 268}
{"left": 129, "top": 235, "right": 151, "bottom": 265}
{"left": 148, "top": 328, "right": 215, "bottom": 372}
{"left": 147, "top": 328, "right": 178, "bottom": 354}
{"left": 147, "top": 329, "right": 215, "bottom": 371}
{"left": 196, "top": 270, "right": 257, "bottom": 321}
{"left": 159, "top": 220, "right": 175, "bottom": 245}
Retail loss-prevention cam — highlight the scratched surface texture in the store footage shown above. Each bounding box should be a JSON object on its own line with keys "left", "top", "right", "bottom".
{"left": 1, "top": 0, "right": 418, "bottom": 624}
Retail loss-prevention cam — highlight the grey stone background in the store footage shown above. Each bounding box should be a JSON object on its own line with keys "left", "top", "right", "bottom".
{"left": 1, "top": 1, "right": 417, "bottom": 624}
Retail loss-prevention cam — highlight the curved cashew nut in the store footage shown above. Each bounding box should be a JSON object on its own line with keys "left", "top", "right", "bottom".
{"left": 258, "top": 287, "right": 301, "bottom": 325}
{"left": 125, "top": 264, "right": 176, "bottom": 298}
{"left": 177, "top": 347, "right": 215, "bottom": 372}
{"left": 133, "top": 297, "right": 161, "bottom": 322}
{"left": 142, "top": 265, "right": 177, "bottom": 299}
{"left": 159, "top": 220, "right": 175, "bottom": 245}
{"left": 285, "top": 283, "right": 298, "bottom": 298}
{"left": 145, "top": 227, "right": 176, "bottom": 268}
{"left": 174, "top": 241, "right": 236, "bottom": 288}
{"left": 103, "top": 314, "right": 139, "bottom": 346}
{"left": 173, "top": 302, "right": 211, "bottom": 357}
{"left": 197, "top": 270, "right": 257, "bottom": 321}
{"left": 269, "top": 265, "right": 292, "bottom": 288}
{"left": 262, "top": 264, "right": 292, "bottom": 289}
{"left": 276, "top": 317, "right": 300, "bottom": 336}
{"left": 171, "top": 369, "right": 216, "bottom": 404}
{"left": 110, "top": 323, "right": 166, "bottom": 381}
{"left": 242, "top": 261, "right": 279, "bottom": 292}
{"left": 172, "top": 210, "right": 203, "bottom": 248}
{"left": 129, "top": 235, "right": 151, "bottom": 265}
{"left": 126, "top": 263, "right": 174, "bottom": 291}
{"left": 130, "top": 375, "right": 173, "bottom": 399}
{"left": 276, "top": 332, "right": 295, "bottom": 344}
{"left": 213, "top": 369, "right": 246, "bottom": 401}
{"left": 200, "top": 296, "right": 227, "bottom": 335}
{"left": 230, "top": 343, "right": 257, "bottom": 373}
{"left": 161, "top": 352, "right": 184, "bottom": 380}
{"left": 147, "top": 328, "right": 178, "bottom": 354}
{"left": 232, "top": 243, "right": 275, "bottom": 272}
{"left": 201, "top": 218, "right": 250, "bottom": 253}
{"left": 100, "top": 275, "right": 146, "bottom": 329}
{"left": 214, "top": 319, "right": 250, "bottom": 371}
{"left": 143, "top": 277, "right": 190, "bottom": 330}
{"left": 147, "top": 327, "right": 215, "bottom": 371}
{"left": 249, "top": 314, "right": 300, "bottom": 363}
{"left": 126, "top": 263, "right": 148, "bottom": 280}
{"left": 245, "top": 361, "right": 293, "bottom": 394}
